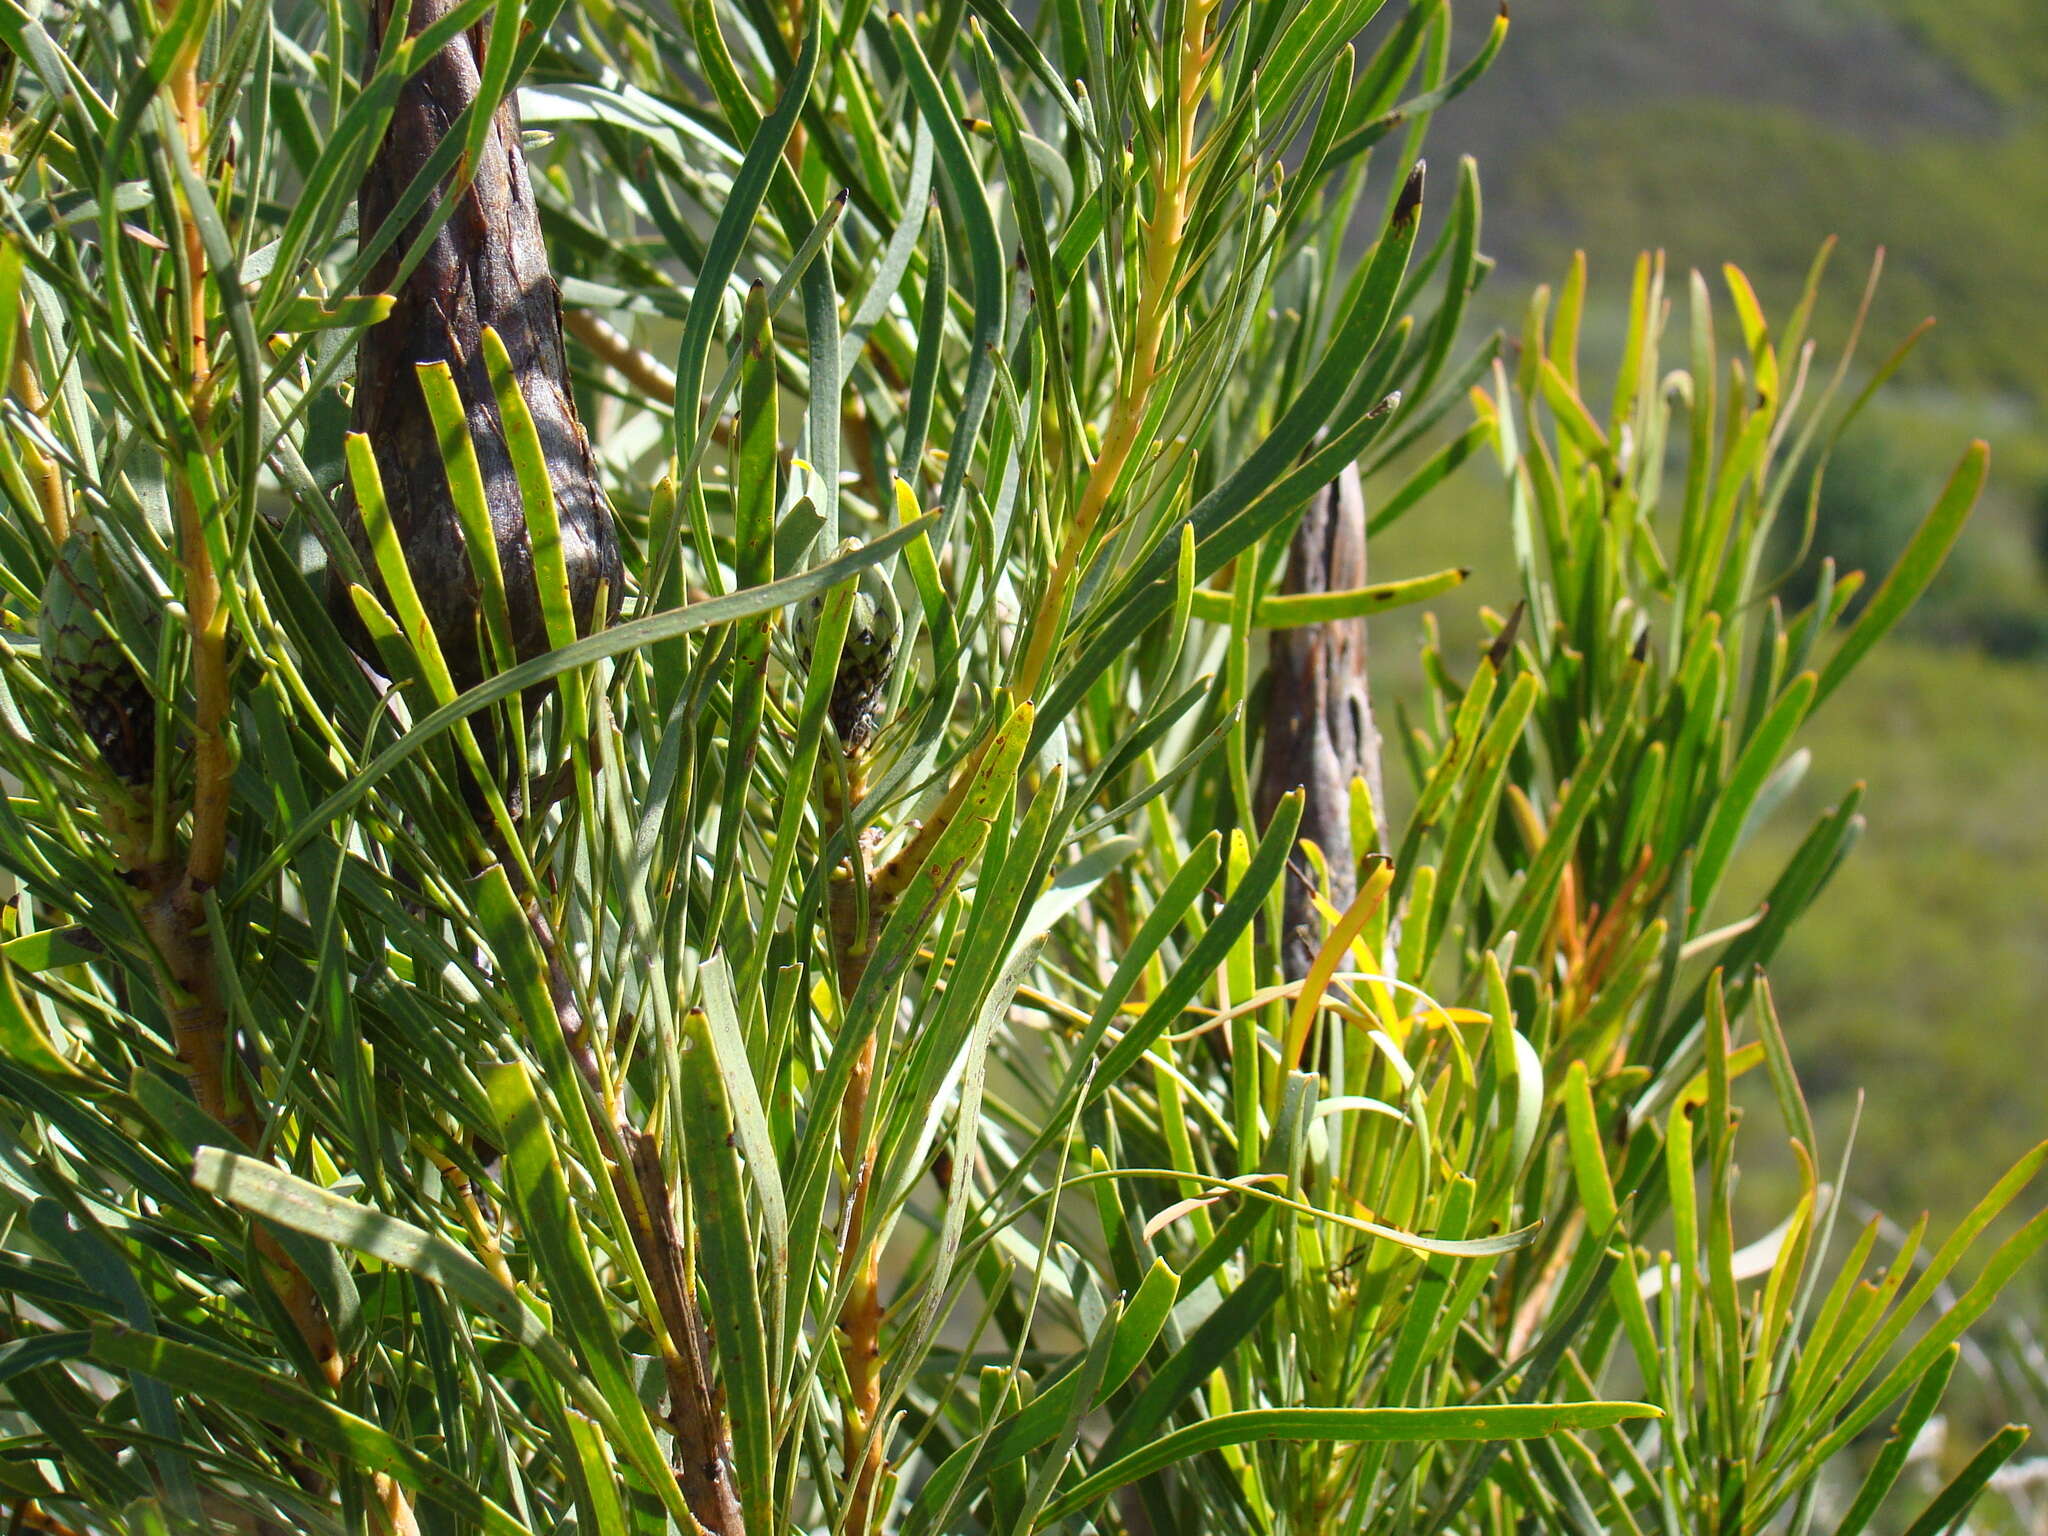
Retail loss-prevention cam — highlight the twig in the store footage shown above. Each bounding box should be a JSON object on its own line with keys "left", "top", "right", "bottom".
{"left": 623, "top": 1128, "right": 745, "bottom": 1533}
{"left": 530, "top": 901, "right": 745, "bottom": 1534}
{"left": 3, "top": 1503, "right": 90, "bottom": 1536}
{"left": 1004, "top": 0, "right": 1218, "bottom": 704}
{"left": 151, "top": 4, "right": 383, "bottom": 1521}
{"left": 161, "top": 0, "right": 237, "bottom": 1120}
{"left": 10, "top": 313, "right": 70, "bottom": 543}
{"left": 425, "top": 1146, "right": 516, "bottom": 1290}
{"left": 871, "top": 0, "right": 1219, "bottom": 904}
{"left": 565, "top": 309, "right": 679, "bottom": 404}
{"left": 821, "top": 756, "right": 893, "bottom": 1535}
{"left": 831, "top": 12, "right": 1218, "bottom": 1505}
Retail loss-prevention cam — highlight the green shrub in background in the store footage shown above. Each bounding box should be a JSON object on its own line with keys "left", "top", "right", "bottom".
{"left": 1774, "top": 423, "right": 2048, "bottom": 659}
{"left": 0, "top": 0, "right": 2039, "bottom": 1532}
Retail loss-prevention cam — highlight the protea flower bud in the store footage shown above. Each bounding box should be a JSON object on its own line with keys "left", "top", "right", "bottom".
{"left": 39, "top": 523, "right": 155, "bottom": 786}
{"left": 794, "top": 567, "right": 900, "bottom": 756}
{"left": 333, "top": 0, "right": 621, "bottom": 691}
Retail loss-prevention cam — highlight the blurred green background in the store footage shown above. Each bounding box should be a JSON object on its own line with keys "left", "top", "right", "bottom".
{"left": 1371, "top": 0, "right": 2048, "bottom": 1241}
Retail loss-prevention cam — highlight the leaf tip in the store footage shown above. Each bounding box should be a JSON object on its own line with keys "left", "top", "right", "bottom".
{"left": 1395, "top": 163, "right": 1426, "bottom": 225}
{"left": 1486, "top": 599, "right": 1526, "bottom": 670}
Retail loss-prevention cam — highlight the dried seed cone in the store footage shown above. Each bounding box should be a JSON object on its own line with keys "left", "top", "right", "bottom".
{"left": 334, "top": 0, "right": 621, "bottom": 691}
{"left": 795, "top": 569, "right": 899, "bottom": 755}
{"left": 39, "top": 524, "right": 156, "bottom": 786}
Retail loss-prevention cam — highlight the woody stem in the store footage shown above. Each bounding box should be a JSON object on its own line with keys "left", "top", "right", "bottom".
{"left": 152, "top": 9, "right": 382, "bottom": 1520}
{"left": 872, "top": 0, "right": 1216, "bottom": 902}
{"left": 820, "top": 754, "right": 890, "bottom": 1536}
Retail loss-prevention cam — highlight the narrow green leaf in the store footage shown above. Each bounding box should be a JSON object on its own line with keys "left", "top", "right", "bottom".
{"left": 0, "top": 1330, "right": 90, "bottom": 1388}
{"left": 482, "top": 1062, "right": 681, "bottom": 1520}
{"left": 676, "top": 1007, "right": 773, "bottom": 1533}
{"left": 670, "top": 0, "right": 819, "bottom": 468}
{"left": 89, "top": 1325, "right": 532, "bottom": 1536}
{"left": 1496, "top": 655, "right": 1646, "bottom": 953}
{"left": 1538, "top": 357, "right": 1611, "bottom": 467}
{"left": 342, "top": 432, "right": 523, "bottom": 852}
{"left": 916, "top": 1260, "right": 1178, "bottom": 1513}
{"left": 1370, "top": 416, "right": 1492, "bottom": 534}
{"left": 1813, "top": 441, "right": 1987, "bottom": 711}
{"left": 1096, "top": 1263, "right": 1285, "bottom": 1466}
{"left": 1038, "top": 1401, "right": 1659, "bottom": 1526}
{"left": 565, "top": 1414, "right": 629, "bottom": 1536}
{"left": 708, "top": 282, "right": 780, "bottom": 939}
{"left": 1011, "top": 1298, "right": 1123, "bottom": 1531}
{"left": 480, "top": 326, "right": 578, "bottom": 654}
{"left": 1831, "top": 1344, "right": 1958, "bottom": 1536}
{"left": 1186, "top": 565, "right": 1467, "bottom": 626}
{"left": 1692, "top": 671, "right": 1817, "bottom": 908}
{"left": 415, "top": 359, "right": 518, "bottom": 675}
{"left": 228, "top": 518, "right": 934, "bottom": 901}
{"left": 28, "top": 1203, "right": 197, "bottom": 1517}
{"left": 1429, "top": 670, "right": 1541, "bottom": 961}
{"left": 699, "top": 955, "right": 788, "bottom": 1271}
{"left": 1898, "top": 1425, "right": 2029, "bottom": 1536}
{"left": 892, "top": 11, "right": 1005, "bottom": 530}
{"left": 190, "top": 1149, "right": 688, "bottom": 1518}
{"left": 0, "top": 950, "right": 87, "bottom": 1079}
{"left": 1325, "top": 5, "right": 1509, "bottom": 165}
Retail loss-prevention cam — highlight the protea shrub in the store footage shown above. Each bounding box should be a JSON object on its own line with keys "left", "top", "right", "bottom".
{"left": 0, "top": 0, "right": 2037, "bottom": 1532}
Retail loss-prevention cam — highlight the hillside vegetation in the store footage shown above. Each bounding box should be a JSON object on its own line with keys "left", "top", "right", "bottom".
{"left": 1411, "top": 0, "right": 2048, "bottom": 1235}
{"left": 1437, "top": 0, "right": 2048, "bottom": 405}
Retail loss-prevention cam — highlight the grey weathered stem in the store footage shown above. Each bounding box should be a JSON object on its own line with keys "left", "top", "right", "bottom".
{"left": 1256, "top": 463, "right": 1385, "bottom": 981}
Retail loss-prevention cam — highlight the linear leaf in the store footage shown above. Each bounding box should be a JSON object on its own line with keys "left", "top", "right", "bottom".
{"left": 1813, "top": 440, "right": 1987, "bottom": 711}
{"left": 1039, "top": 1401, "right": 1660, "bottom": 1526}
{"left": 89, "top": 1324, "right": 532, "bottom": 1536}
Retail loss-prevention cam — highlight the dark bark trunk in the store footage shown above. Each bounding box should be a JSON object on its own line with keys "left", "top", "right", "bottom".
{"left": 336, "top": 0, "right": 620, "bottom": 691}
{"left": 1256, "top": 463, "right": 1385, "bottom": 981}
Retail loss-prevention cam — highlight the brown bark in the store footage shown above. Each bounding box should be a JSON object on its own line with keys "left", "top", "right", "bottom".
{"left": 532, "top": 905, "right": 744, "bottom": 1535}
{"left": 623, "top": 1130, "right": 747, "bottom": 1535}
{"left": 339, "top": 0, "right": 621, "bottom": 690}
{"left": 1256, "top": 463, "right": 1385, "bottom": 981}
{"left": 821, "top": 768, "right": 890, "bottom": 1535}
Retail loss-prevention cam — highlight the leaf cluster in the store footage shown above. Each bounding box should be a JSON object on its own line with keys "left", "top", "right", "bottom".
{"left": 0, "top": 0, "right": 2036, "bottom": 1532}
